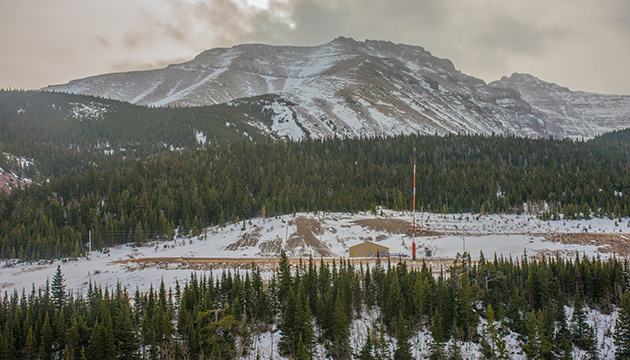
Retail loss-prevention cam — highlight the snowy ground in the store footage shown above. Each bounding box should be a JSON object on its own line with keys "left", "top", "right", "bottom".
{"left": 1, "top": 210, "right": 626, "bottom": 359}
{"left": 0, "top": 210, "right": 628, "bottom": 296}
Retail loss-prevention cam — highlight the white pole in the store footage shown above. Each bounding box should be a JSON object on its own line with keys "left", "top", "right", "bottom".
{"left": 89, "top": 230, "right": 92, "bottom": 259}
{"left": 412, "top": 147, "right": 417, "bottom": 260}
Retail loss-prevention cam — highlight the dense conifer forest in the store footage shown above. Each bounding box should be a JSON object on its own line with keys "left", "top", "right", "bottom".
{"left": 0, "top": 132, "right": 629, "bottom": 260}
{"left": 1, "top": 253, "right": 629, "bottom": 359}
{"left": 593, "top": 128, "right": 630, "bottom": 145}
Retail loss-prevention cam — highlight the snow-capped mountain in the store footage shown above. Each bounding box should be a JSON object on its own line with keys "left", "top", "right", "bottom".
{"left": 491, "top": 73, "right": 630, "bottom": 139}
{"left": 44, "top": 37, "right": 630, "bottom": 140}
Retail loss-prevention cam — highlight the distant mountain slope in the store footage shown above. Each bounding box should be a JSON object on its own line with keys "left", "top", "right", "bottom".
{"left": 0, "top": 90, "right": 275, "bottom": 179}
{"left": 44, "top": 37, "right": 630, "bottom": 140}
{"left": 491, "top": 73, "right": 630, "bottom": 139}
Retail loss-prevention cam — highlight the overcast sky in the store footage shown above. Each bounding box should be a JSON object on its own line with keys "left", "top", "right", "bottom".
{"left": 1, "top": 0, "right": 629, "bottom": 94}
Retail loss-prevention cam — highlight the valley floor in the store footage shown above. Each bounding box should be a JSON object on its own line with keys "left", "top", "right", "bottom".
{"left": 1, "top": 210, "right": 628, "bottom": 295}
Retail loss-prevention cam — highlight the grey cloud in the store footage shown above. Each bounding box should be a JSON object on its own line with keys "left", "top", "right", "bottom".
{"left": 607, "top": 0, "right": 630, "bottom": 33}
{"left": 96, "top": 37, "right": 112, "bottom": 48}
{"left": 1, "top": 0, "right": 628, "bottom": 93}
{"left": 472, "top": 15, "right": 571, "bottom": 56}
{"left": 276, "top": 0, "right": 448, "bottom": 46}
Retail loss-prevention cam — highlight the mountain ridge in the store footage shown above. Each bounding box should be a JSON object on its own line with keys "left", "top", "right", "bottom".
{"left": 44, "top": 37, "right": 630, "bottom": 140}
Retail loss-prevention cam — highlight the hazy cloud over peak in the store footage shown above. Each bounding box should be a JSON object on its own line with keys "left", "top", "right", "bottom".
{"left": 0, "top": 0, "right": 628, "bottom": 94}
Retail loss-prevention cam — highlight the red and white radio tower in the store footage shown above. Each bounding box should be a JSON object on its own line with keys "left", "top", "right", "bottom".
{"left": 412, "top": 147, "right": 417, "bottom": 260}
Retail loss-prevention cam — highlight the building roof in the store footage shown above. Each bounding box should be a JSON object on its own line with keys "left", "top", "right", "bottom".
{"left": 348, "top": 241, "right": 389, "bottom": 250}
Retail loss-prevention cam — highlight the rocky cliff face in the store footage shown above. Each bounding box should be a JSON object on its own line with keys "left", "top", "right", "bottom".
{"left": 491, "top": 73, "right": 630, "bottom": 139}
{"left": 45, "top": 37, "right": 630, "bottom": 140}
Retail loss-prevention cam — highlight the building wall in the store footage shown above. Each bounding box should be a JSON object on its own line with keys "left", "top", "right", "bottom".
{"left": 349, "top": 242, "right": 389, "bottom": 257}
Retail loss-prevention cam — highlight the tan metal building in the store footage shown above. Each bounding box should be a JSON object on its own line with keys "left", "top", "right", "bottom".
{"left": 349, "top": 241, "right": 389, "bottom": 258}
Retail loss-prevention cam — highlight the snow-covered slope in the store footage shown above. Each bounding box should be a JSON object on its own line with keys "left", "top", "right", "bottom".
{"left": 2, "top": 210, "right": 627, "bottom": 295}
{"left": 491, "top": 73, "right": 630, "bottom": 139}
{"left": 44, "top": 37, "right": 630, "bottom": 139}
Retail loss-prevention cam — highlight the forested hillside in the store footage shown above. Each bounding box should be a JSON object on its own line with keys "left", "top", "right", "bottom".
{"left": 0, "top": 90, "right": 274, "bottom": 178}
{"left": 0, "top": 134, "right": 629, "bottom": 260}
{"left": 1, "top": 253, "right": 628, "bottom": 359}
{"left": 593, "top": 128, "right": 630, "bottom": 145}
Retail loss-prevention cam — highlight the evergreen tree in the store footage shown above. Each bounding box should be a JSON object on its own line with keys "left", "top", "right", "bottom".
{"left": 359, "top": 329, "right": 374, "bottom": 360}
{"left": 0, "top": 321, "right": 15, "bottom": 360}
{"left": 65, "top": 318, "right": 82, "bottom": 360}
{"left": 383, "top": 270, "right": 403, "bottom": 330}
{"left": 615, "top": 292, "right": 630, "bottom": 359}
{"left": 446, "top": 341, "right": 463, "bottom": 360}
{"left": 54, "top": 307, "right": 67, "bottom": 357}
{"left": 482, "top": 304, "right": 509, "bottom": 360}
{"left": 279, "top": 287, "right": 297, "bottom": 357}
{"left": 23, "top": 326, "right": 35, "bottom": 360}
{"left": 552, "top": 292, "right": 571, "bottom": 359}
{"left": 278, "top": 283, "right": 314, "bottom": 356}
{"left": 87, "top": 321, "right": 116, "bottom": 360}
{"left": 393, "top": 312, "right": 413, "bottom": 360}
{"left": 277, "top": 250, "right": 292, "bottom": 306}
{"left": 39, "top": 311, "right": 54, "bottom": 360}
{"left": 114, "top": 297, "right": 139, "bottom": 359}
{"left": 431, "top": 310, "right": 446, "bottom": 343}
{"left": 570, "top": 291, "right": 595, "bottom": 351}
{"left": 328, "top": 290, "right": 350, "bottom": 359}
{"left": 536, "top": 310, "right": 553, "bottom": 359}
{"left": 51, "top": 265, "right": 66, "bottom": 310}
{"left": 456, "top": 271, "right": 478, "bottom": 341}
{"left": 523, "top": 312, "right": 540, "bottom": 359}
{"left": 295, "top": 334, "right": 308, "bottom": 360}
{"left": 373, "top": 320, "right": 391, "bottom": 360}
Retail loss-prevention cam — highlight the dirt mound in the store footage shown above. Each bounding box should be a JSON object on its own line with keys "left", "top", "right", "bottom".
{"left": 258, "top": 238, "right": 283, "bottom": 256}
{"left": 543, "top": 233, "right": 630, "bottom": 255}
{"left": 352, "top": 218, "right": 441, "bottom": 237}
{"left": 225, "top": 226, "right": 262, "bottom": 251}
{"left": 287, "top": 216, "right": 335, "bottom": 257}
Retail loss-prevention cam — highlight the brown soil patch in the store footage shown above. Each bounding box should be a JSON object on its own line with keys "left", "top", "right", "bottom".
{"left": 225, "top": 226, "right": 262, "bottom": 251}
{"left": 287, "top": 217, "right": 335, "bottom": 257}
{"left": 115, "top": 257, "right": 279, "bottom": 271}
{"left": 542, "top": 233, "right": 630, "bottom": 256}
{"left": 258, "top": 238, "right": 283, "bottom": 256}
{"left": 352, "top": 218, "right": 441, "bottom": 237}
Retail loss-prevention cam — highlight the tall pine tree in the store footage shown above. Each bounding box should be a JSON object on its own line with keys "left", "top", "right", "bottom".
{"left": 615, "top": 292, "right": 630, "bottom": 359}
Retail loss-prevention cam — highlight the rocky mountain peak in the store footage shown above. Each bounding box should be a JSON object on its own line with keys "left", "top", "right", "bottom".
{"left": 493, "top": 73, "right": 572, "bottom": 93}
{"left": 43, "top": 39, "right": 630, "bottom": 140}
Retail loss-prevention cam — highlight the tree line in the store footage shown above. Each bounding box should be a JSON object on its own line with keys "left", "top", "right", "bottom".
{"left": 1, "top": 254, "right": 630, "bottom": 359}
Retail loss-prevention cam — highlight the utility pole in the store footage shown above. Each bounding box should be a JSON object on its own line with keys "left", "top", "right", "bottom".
{"left": 89, "top": 230, "right": 92, "bottom": 259}
{"left": 412, "top": 147, "right": 417, "bottom": 260}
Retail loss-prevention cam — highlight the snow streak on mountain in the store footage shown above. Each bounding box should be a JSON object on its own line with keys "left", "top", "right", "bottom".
{"left": 45, "top": 37, "right": 630, "bottom": 140}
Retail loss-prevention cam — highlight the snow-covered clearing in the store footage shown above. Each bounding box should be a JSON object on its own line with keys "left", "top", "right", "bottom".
{"left": 1, "top": 210, "right": 627, "bottom": 296}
